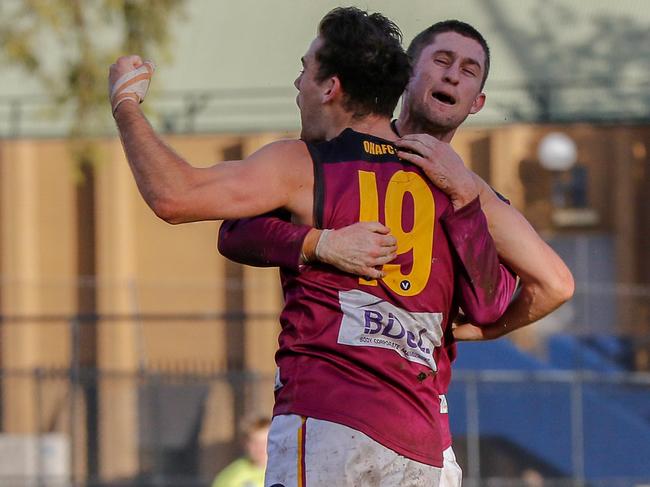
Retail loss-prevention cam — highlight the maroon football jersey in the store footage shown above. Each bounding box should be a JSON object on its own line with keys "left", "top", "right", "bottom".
{"left": 273, "top": 128, "right": 465, "bottom": 467}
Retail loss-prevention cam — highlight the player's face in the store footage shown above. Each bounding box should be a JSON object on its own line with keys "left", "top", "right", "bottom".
{"left": 294, "top": 37, "right": 329, "bottom": 141}
{"left": 404, "top": 32, "right": 486, "bottom": 135}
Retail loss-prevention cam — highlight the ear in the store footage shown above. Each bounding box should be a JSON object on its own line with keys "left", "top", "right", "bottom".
{"left": 321, "top": 76, "right": 342, "bottom": 104}
{"left": 469, "top": 92, "right": 486, "bottom": 115}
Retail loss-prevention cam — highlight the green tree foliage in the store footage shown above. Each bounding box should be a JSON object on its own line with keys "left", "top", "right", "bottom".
{"left": 0, "top": 0, "right": 185, "bottom": 167}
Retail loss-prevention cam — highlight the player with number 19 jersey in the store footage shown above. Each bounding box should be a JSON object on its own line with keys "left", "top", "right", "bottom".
{"left": 272, "top": 128, "right": 511, "bottom": 468}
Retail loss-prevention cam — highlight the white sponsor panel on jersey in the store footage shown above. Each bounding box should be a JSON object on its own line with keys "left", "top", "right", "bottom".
{"left": 439, "top": 394, "right": 448, "bottom": 414}
{"left": 337, "top": 289, "right": 443, "bottom": 372}
{"left": 274, "top": 367, "right": 283, "bottom": 391}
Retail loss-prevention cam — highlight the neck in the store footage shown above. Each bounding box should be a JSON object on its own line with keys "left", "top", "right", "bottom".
{"left": 396, "top": 106, "right": 457, "bottom": 143}
{"left": 325, "top": 112, "right": 396, "bottom": 141}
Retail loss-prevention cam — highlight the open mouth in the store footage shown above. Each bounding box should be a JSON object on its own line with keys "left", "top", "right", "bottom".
{"left": 431, "top": 92, "right": 456, "bottom": 105}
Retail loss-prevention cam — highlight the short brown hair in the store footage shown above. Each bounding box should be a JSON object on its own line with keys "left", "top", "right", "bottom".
{"left": 240, "top": 415, "right": 271, "bottom": 440}
{"left": 316, "top": 7, "right": 411, "bottom": 117}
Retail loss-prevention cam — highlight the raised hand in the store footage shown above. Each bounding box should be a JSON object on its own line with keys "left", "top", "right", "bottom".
{"left": 109, "top": 55, "right": 155, "bottom": 115}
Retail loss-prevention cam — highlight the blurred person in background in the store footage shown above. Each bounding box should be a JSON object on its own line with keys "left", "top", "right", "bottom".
{"left": 212, "top": 416, "right": 270, "bottom": 487}
{"left": 520, "top": 468, "right": 545, "bottom": 487}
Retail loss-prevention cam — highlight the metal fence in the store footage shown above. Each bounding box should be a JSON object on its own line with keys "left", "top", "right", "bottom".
{"left": 1, "top": 311, "right": 649, "bottom": 487}
{"left": 1, "top": 262, "right": 650, "bottom": 486}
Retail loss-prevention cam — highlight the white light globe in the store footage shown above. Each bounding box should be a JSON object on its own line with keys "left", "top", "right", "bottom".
{"left": 537, "top": 132, "right": 577, "bottom": 171}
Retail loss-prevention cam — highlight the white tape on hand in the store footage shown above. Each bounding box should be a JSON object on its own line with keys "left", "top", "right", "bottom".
{"left": 314, "top": 229, "right": 332, "bottom": 262}
{"left": 110, "top": 61, "right": 155, "bottom": 114}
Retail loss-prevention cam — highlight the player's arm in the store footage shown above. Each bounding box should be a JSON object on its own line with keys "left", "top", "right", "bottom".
{"left": 218, "top": 217, "right": 397, "bottom": 277}
{"left": 114, "top": 100, "right": 304, "bottom": 222}
{"left": 441, "top": 196, "right": 518, "bottom": 325}
{"left": 109, "top": 56, "right": 307, "bottom": 223}
{"left": 218, "top": 211, "right": 312, "bottom": 271}
{"left": 452, "top": 177, "right": 575, "bottom": 340}
{"left": 395, "top": 133, "right": 516, "bottom": 324}
{"left": 395, "top": 133, "right": 573, "bottom": 331}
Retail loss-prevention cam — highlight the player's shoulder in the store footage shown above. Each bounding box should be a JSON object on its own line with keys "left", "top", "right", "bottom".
{"left": 250, "top": 138, "right": 311, "bottom": 167}
{"left": 262, "top": 138, "right": 309, "bottom": 155}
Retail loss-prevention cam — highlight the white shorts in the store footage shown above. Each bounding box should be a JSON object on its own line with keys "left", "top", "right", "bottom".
{"left": 440, "top": 446, "right": 462, "bottom": 487}
{"left": 265, "top": 414, "right": 443, "bottom": 487}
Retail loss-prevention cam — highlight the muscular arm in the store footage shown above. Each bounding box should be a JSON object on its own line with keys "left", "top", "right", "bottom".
{"left": 441, "top": 196, "right": 518, "bottom": 325}
{"left": 109, "top": 56, "right": 310, "bottom": 223}
{"left": 218, "top": 210, "right": 312, "bottom": 271}
{"left": 452, "top": 178, "right": 574, "bottom": 340}
{"left": 396, "top": 133, "right": 573, "bottom": 337}
{"left": 113, "top": 102, "right": 310, "bottom": 223}
{"left": 218, "top": 216, "right": 398, "bottom": 277}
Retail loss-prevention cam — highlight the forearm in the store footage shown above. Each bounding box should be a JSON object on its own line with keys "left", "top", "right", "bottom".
{"left": 454, "top": 281, "right": 558, "bottom": 341}
{"left": 476, "top": 176, "right": 574, "bottom": 319}
{"left": 453, "top": 178, "right": 575, "bottom": 341}
{"left": 114, "top": 102, "right": 194, "bottom": 221}
{"left": 442, "top": 197, "right": 518, "bottom": 325}
{"left": 218, "top": 211, "right": 312, "bottom": 271}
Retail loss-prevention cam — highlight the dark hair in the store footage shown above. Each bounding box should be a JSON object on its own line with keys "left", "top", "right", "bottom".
{"left": 240, "top": 415, "right": 271, "bottom": 440}
{"left": 316, "top": 7, "right": 411, "bottom": 117}
{"left": 407, "top": 20, "right": 490, "bottom": 89}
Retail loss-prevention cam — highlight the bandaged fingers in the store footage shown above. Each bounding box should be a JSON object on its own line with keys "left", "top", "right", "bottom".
{"left": 109, "top": 55, "right": 155, "bottom": 115}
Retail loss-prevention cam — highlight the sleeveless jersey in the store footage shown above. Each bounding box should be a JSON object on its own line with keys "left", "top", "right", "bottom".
{"left": 273, "top": 128, "right": 460, "bottom": 467}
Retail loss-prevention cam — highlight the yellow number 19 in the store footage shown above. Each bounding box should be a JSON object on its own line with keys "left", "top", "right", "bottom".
{"left": 358, "top": 170, "right": 435, "bottom": 296}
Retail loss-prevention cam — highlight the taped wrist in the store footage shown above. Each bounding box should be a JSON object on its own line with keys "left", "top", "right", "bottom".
{"left": 110, "top": 61, "right": 155, "bottom": 115}
{"left": 314, "top": 229, "right": 332, "bottom": 262}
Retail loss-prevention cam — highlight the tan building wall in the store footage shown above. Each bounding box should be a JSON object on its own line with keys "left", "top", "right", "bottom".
{"left": 0, "top": 132, "right": 290, "bottom": 480}
{"left": 1, "top": 140, "right": 77, "bottom": 434}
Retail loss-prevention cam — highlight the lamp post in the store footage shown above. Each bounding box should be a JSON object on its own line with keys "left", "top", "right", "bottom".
{"left": 538, "top": 132, "right": 597, "bottom": 227}
{"left": 538, "top": 132, "right": 577, "bottom": 171}
{"left": 538, "top": 132, "right": 578, "bottom": 212}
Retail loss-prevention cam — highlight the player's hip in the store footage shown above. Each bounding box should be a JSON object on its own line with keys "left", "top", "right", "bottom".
{"left": 265, "top": 414, "right": 444, "bottom": 487}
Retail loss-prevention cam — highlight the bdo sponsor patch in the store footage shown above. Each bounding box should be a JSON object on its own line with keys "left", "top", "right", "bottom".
{"left": 337, "top": 289, "right": 443, "bottom": 371}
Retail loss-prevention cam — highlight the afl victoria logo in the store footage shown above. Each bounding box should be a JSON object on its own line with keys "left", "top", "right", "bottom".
{"left": 400, "top": 280, "right": 411, "bottom": 291}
